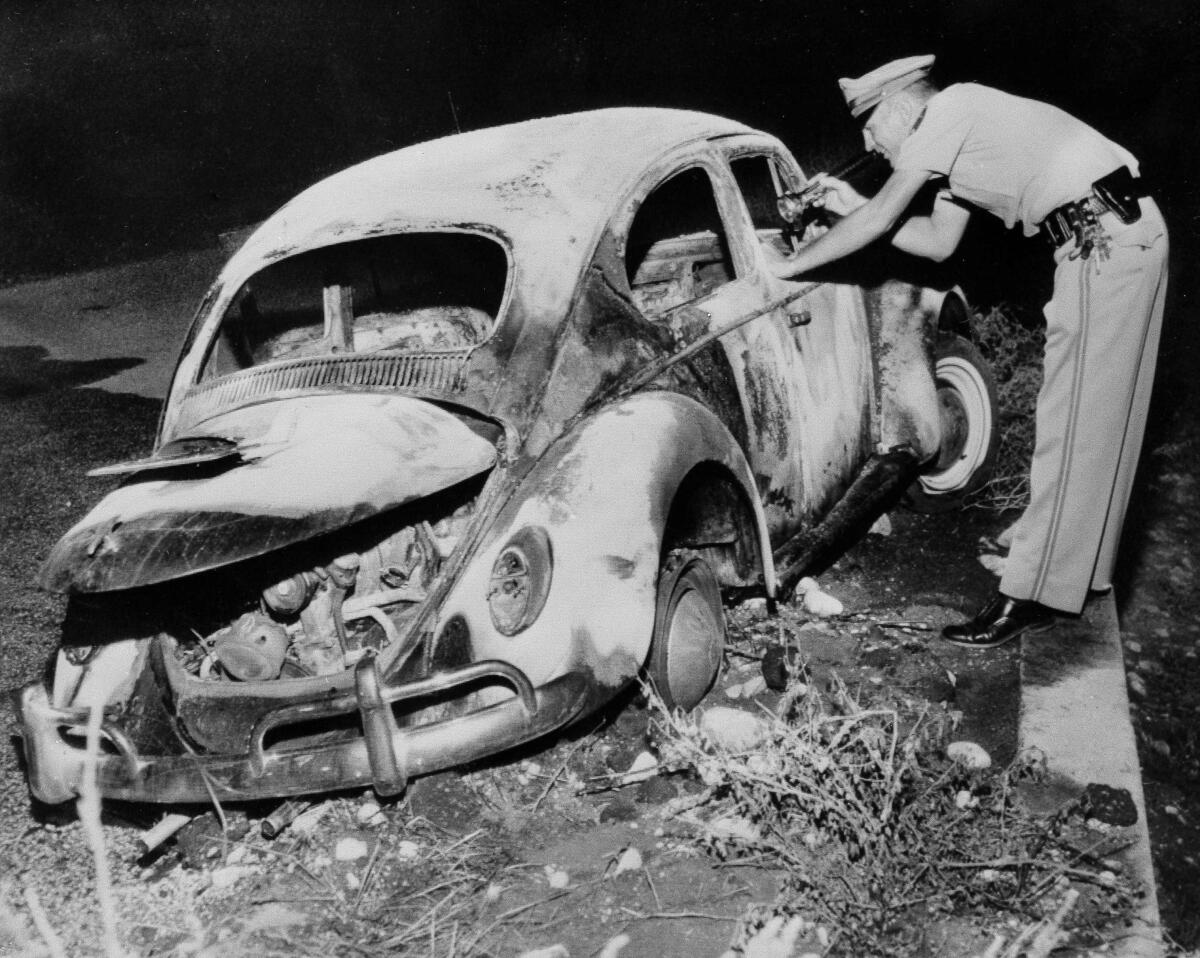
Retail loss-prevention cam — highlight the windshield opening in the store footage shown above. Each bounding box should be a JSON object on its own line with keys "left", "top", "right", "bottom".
{"left": 199, "top": 231, "right": 507, "bottom": 381}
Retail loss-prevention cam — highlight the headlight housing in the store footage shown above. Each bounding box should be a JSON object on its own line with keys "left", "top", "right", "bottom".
{"left": 487, "top": 526, "right": 553, "bottom": 636}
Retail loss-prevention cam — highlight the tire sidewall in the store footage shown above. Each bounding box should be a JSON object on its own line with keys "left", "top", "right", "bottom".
{"left": 906, "top": 333, "right": 1001, "bottom": 513}
{"left": 647, "top": 553, "right": 725, "bottom": 711}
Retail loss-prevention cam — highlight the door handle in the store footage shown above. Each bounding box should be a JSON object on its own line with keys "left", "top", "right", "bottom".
{"left": 787, "top": 309, "right": 812, "bottom": 328}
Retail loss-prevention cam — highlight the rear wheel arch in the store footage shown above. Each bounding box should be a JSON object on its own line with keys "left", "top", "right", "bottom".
{"left": 661, "top": 461, "right": 765, "bottom": 593}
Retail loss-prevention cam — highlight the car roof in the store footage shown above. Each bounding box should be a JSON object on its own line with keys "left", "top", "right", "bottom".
{"left": 217, "top": 108, "right": 759, "bottom": 303}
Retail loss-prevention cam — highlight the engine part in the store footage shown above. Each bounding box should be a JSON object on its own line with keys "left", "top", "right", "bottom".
{"left": 137, "top": 813, "right": 193, "bottom": 856}
{"left": 261, "top": 800, "right": 315, "bottom": 838}
{"left": 262, "top": 571, "right": 318, "bottom": 616}
{"left": 213, "top": 613, "right": 290, "bottom": 681}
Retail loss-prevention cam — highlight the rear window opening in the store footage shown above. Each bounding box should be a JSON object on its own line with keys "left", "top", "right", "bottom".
{"left": 201, "top": 231, "right": 508, "bottom": 380}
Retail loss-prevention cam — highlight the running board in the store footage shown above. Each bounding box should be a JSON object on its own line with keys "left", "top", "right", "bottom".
{"left": 773, "top": 447, "right": 922, "bottom": 598}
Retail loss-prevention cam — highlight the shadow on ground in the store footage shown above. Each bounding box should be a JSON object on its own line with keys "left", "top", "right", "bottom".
{"left": 0, "top": 345, "right": 145, "bottom": 399}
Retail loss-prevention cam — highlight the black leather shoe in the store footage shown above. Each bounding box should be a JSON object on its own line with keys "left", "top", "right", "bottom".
{"left": 942, "top": 593, "right": 1056, "bottom": 649}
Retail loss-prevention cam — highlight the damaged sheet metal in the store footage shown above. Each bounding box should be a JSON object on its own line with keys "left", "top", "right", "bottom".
{"left": 16, "top": 108, "right": 991, "bottom": 809}
{"left": 41, "top": 394, "right": 496, "bottom": 593}
{"left": 865, "top": 279, "right": 943, "bottom": 461}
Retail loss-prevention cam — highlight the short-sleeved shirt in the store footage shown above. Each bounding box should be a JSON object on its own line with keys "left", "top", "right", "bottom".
{"left": 895, "top": 83, "right": 1139, "bottom": 236}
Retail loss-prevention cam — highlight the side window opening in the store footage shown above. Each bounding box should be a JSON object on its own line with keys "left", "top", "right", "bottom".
{"left": 624, "top": 166, "right": 735, "bottom": 320}
{"left": 729, "top": 154, "right": 790, "bottom": 255}
{"left": 200, "top": 232, "right": 507, "bottom": 381}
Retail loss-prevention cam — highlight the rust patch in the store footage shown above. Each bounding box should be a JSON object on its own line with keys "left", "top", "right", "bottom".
{"left": 603, "top": 555, "right": 637, "bottom": 579}
{"left": 593, "top": 650, "right": 643, "bottom": 687}
{"left": 741, "top": 352, "right": 790, "bottom": 459}
{"left": 489, "top": 155, "right": 561, "bottom": 202}
{"left": 864, "top": 280, "right": 941, "bottom": 459}
{"left": 570, "top": 624, "right": 643, "bottom": 687}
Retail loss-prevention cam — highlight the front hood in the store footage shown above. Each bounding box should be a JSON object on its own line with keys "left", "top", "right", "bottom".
{"left": 40, "top": 394, "right": 497, "bottom": 594}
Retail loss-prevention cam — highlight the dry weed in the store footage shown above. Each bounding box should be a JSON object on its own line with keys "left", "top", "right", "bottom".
{"left": 967, "top": 304, "right": 1044, "bottom": 513}
{"left": 652, "top": 673, "right": 1136, "bottom": 956}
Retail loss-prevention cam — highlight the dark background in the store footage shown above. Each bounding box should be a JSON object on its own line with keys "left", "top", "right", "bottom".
{"left": 2, "top": 0, "right": 1198, "bottom": 403}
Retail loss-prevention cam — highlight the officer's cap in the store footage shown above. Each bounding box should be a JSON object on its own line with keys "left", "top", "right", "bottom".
{"left": 839, "top": 55, "right": 936, "bottom": 118}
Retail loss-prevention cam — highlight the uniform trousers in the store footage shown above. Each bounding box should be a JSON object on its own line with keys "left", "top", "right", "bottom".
{"left": 1001, "top": 199, "right": 1168, "bottom": 614}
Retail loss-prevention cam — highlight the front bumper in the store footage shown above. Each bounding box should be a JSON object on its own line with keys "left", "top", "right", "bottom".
{"left": 16, "top": 656, "right": 589, "bottom": 805}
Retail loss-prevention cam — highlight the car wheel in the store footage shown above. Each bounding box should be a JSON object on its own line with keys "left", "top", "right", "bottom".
{"left": 906, "top": 333, "right": 1000, "bottom": 513}
{"left": 646, "top": 552, "right": 725, "bottom": 711}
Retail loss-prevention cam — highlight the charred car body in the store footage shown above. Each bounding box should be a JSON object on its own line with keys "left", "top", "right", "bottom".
{"left": 17, "top": 109, "right": 998, "bottom": 805}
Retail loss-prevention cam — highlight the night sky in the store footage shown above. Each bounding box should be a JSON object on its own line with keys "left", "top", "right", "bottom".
{"left": 2, "top": 0, "right": 1197, "bottom": 314}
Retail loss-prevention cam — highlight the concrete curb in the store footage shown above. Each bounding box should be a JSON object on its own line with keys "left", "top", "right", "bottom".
{"left": 1020, "top": 593, "right": 1162, "bottom": 957}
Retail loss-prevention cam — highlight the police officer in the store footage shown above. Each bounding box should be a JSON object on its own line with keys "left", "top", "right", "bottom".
{"left": 776, "top": 55, "right": 1168, "bottom": 648}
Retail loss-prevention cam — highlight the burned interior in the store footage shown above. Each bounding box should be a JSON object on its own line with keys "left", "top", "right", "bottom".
{"left": 625, "top": 166, "right": 735, "bottom": 317}
{"left": 199, "top": 231, "right": 508, "bottom": 380}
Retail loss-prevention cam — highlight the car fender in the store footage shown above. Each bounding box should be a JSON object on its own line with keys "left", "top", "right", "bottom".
{"left": 51, "top": 638, "right": 149, "bottom": 712}
{"left": 436, "top": 390, "right": 773, "bottom": 692}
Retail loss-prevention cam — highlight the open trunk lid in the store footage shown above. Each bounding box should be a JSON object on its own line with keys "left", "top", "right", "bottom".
{"left": 40, "top": 393, "right": 497, "bottom": 593}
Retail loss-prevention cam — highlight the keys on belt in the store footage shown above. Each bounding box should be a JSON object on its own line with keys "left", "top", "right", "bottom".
{"left": 1039, "top": 167, "right": 1151, "bottom": 258}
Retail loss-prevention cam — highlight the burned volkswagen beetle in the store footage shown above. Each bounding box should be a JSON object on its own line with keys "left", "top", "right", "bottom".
{"left": 17, "top": 109, "right": 997, "bottom": 805}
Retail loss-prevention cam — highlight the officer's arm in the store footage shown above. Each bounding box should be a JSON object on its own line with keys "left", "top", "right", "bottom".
{"left": 890, "top": 192, "right": 971, "bottom": 261}
{"left": 772, "top": 167, "right": 931, "bottom": 279}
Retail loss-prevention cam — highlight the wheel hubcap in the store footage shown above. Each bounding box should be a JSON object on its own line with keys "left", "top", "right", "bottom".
{"left": 920, "top": 355, "right": 993, "bottom": 494}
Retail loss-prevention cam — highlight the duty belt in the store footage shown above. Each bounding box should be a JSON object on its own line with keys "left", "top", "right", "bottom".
{"left": 1040, "top": 167, "right": 1151, "bottom": 258}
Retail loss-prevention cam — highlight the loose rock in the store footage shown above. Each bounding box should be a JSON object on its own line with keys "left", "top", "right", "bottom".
{"left": 947, "top": 740, "right": 992, "bottom": 769}
{"left": 210, "top": 865, "right": 258, "bottom": 890}
{"left": 289, "top": 803, "right": 332, "bottom": 837}
{"left": 599, "top": 798, "right": 638, "bottom": 823}
{"left": 611, "top": 847, "right": 642, "bottom": 876}
{"left": 356, "top": 802, "right": 385, "bottom": 826}
{"left": 1080, "top": 783, "right": 1139, "bottom": 826}
{"left": 335, "top": 837, "right": 369, "bottom": 862}
{"left": 699, "top": 706, "right": 768, "bottom": 751}
{"left": 739, "top": 597, "right": 769, "bottom": 617}
{"left": 761, "top": 644, "right": 800, "bottom": 691}
{"left": 620, "top": 751, "right": 658, "bottom": 785}
{"left": 544, "top": 865, "right": 570, "bottom": 889}
{"left": 517, "top": 946, "right": 569, "bottom": 958}
{"left": 598, "top": 934, "right": 631, "bottom": 958}
{"left": 794, "top": 577, "right": 844, "bottom": 616}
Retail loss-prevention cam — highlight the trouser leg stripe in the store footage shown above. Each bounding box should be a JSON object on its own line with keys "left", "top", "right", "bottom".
{"left": 1033, "top": 259, "right": 1091, "bottom": 597}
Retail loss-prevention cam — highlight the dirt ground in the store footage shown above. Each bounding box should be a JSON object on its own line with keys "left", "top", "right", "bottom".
{"left": 0, "top": 253, "right": 1196, "bottom": 956}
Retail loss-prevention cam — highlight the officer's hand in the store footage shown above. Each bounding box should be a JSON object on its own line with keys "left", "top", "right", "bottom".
{"left": 809, "top": 173, "right": 867, "bottom": 217}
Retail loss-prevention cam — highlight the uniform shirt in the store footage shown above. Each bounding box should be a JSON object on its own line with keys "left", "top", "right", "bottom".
{"left": 894, "top": 83, "right": 1139, "bottom": 236}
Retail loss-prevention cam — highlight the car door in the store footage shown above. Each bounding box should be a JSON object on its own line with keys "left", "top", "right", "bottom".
{"left": 718, "top": 139, "right": 875, "bottom": 523}
{"left": 616, "top": 148, "right": 829, "bottom": 543}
